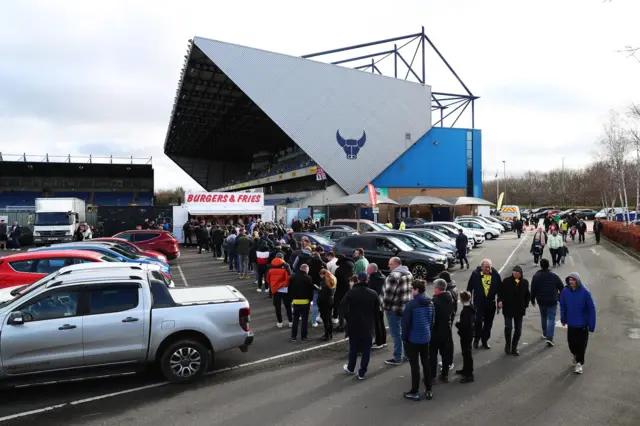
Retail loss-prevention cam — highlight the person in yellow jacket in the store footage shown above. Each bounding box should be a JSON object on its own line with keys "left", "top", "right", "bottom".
{"left": 399, "top": 220, "right": 406, "bottom": 231}
{"left": 386, "top": 222, "right": 393, "bottom": 229}
{"left": 560, "top": 220, "right": 569, "bottom": 242}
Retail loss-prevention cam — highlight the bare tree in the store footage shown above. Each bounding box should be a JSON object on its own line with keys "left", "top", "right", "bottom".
{"left": 628, "top": 104, "right": 640, "bottom": 218}
{"left": 600, "top": 111, "right": 631, "bottom": 222}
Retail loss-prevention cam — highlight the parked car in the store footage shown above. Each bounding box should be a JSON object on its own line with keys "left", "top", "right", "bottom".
{"left": 546, "top": 209, "right": 562, "bottom": 218}
{"left": 292, "top": 232, "right": 334, "bottom": 251}
{"left": 0, "top": 262, "right": 253, "bottom": 388}
{"left": 330, "top": 219, "right": 389, "bottom": 233}
{"left": 455, "top": 217, "right": 503, "bottom": 234}
{"left": 483, "top": 216, "right": 512, "bottom": 231}
{"left": 316, "top": 225, "right": 357, "bottom": 232}
{"left": 576, "top": 209, "right": 598, "bottom": 220}
{"left": 423, "top": 222, "right": 485, "bottom": 246}
{"left": 412, "top": 224, "right": 474, "bottom": 251}
{"left": 113, "top": 230, "right": 181, "bottom": 260}
{"left": 29, "top": 242, "right": 174, "bottom": 282}
{"left": 0, "top": 250, "right": 115, "bottom": 289}
{"left": 317, "top": 228, "right": 359, "bottom": 243}
{"left": 405, "top": 228, "right": 461, "bottom": 253}
{"left": 372, "top": 231, "right": 456, "bottom": 269}
{"left": 531, "top": 207, "right": 555, "bottom": 220}
{"left": 93, "top": 237, "right": 168, "bottom": 263}
{"left": 455, "top": 219, "right": 501, "bottom": 240}
{"left": 333, "top": 234, "right": 447, "bottom": 279}
{"left": 401, "top": 218, "right": 428, "bottom": 228}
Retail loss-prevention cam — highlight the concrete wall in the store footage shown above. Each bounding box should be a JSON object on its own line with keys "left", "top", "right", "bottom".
{"left": 288, "top": 184, "right": 347, "bottom": 208}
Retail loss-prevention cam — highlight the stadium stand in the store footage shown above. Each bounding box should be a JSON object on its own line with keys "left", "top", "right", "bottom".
{"left": 0, "top": 154, "right": 154, "bottom": 208}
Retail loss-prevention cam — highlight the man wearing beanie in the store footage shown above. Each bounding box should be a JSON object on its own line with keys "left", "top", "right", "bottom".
{"left": 340, "top": 271, "right": 380, "bottom": 380}
{"left": 497, "top": 265, "right": 531, "bottom": 355}
{"left": 429, "top": 278, "right": 455, "bottom": 383}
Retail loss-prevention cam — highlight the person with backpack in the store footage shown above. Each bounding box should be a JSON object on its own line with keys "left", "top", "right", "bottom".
{"left": 530, "top": 227, "right": 547, "bottom": 267}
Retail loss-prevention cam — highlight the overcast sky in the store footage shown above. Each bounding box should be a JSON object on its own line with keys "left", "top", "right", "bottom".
{"left": 1, "top": 0, "right": 638, "bottom": 190}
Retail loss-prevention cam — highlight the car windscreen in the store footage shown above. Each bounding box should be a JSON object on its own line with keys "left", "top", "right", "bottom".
{"left": 371, "top": 223, "right": 390, "bottom": 231}
{"left": 311, "top": 234, "right": 333, "bottom": 246}
{"left": 109, "top": 245, "right": 138, "bottom": 259}
{"left": 386, "top": 236, "right": 413, "bottom": 252}
{"left": 402, "top": 234, "right": 439, "bottom": 250}
{"left": 0, "top": 274, "right": 57, "bottom": 307}
{"left": 100, "top": 255, "right": 120, "bottom": 262}
{"left": 35, "top": 212, "right": 72, "bottom": 226}
{"left": 114, "top": 243, "right": 137, "bottom": 257}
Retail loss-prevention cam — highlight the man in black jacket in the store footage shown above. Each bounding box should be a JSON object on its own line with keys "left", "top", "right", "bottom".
{"left": 430, "top": 279, "right": 455, "bottom": 383}
{"left": 593, "top": 219, "right": 603, "bottom": 245}
{"left": 440, "top": 271, "right": 458, "bottom": 373}
{"left": 466, "top": 259, "right": 502, "bottom": 349}
{"left": 288, "top": 264, "right": 314, "bottom": 343}
{"left": 530, "top": 258, "right": 564, "bottom": 347}
{"left": 367, "top": 263, "right": 387, "bottom": 349}
{"left": 333, "top": 255, "right": 355, "bottom": 332}
{"left": 196, "top": 222, "right": 209, "bottom": 254}
{"left": 497, "top": 265, "right": 530, "bottom": 355}
{"left": 341, "top": 272, "right": 380, "bottom": 380}
{"left": 455, "top": 291, "right": 475, "bottom": 383}
{"left": 211, "top": 226, "right": 224, "bottom": 259}
{"left": 455, "top": 229, "right": 469, "bottom": 270}
{"left": 515, "top": 219, "right": 524, "bottom": 238}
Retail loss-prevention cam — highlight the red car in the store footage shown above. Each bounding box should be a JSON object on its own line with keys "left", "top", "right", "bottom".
{"left": 113, "top": 230, "right": 180, "bottom": 260}
{"left": 0, "top": 250, "right": 114, "bottom": 289}
{"left": 93, "top": 237, "right": 168, "bottom": 263}
{"left": 547, "top": 210, "right": 562, "bottom": 217}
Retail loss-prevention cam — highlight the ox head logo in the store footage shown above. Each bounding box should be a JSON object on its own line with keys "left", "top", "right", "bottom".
{"left": 336, "top": 130, "right": 366, "bottom": 160}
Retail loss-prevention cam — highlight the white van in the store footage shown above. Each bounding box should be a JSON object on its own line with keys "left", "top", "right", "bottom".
{"left": 500, "top": 205, "right": 521, "bottom": 222}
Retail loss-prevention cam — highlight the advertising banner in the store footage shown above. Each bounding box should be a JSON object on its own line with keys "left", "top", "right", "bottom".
{"left": 184, "top": 192, "right": 264, "bottom": 215}
{"left": 366, "top": 184, "right": 377, "bottom": 206}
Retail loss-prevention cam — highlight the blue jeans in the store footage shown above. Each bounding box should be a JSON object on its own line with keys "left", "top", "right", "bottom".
{"left": 312, "top": 290, "right": 319, "bottom": 324}
{"left": 539, "top": 304, "right": 557, "bottom": 340}
{"left": 228, "top": 253, "right": 237, "bottom": 271}
{"left": 238, "top": 255, "right": 249, "bottom": 275}
{"left": 347, "top": 336, "right": 373, "bottom": 377}
{"left": 386, "top": 311, "right": 404, "bottom": 362}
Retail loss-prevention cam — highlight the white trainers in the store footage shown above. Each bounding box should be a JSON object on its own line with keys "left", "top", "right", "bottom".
{"left": 264, "top": 289, "right": 269, "bottom": 293}
{"left": 276, "top": 322, "right": 283, "bottom": 329}
{"left": 332, "top": 318, "right": 339, "bottom": 325}
{"left": 343, "top": 364, "right": 355, "bottom": 375}
{"left": 316, "top": 317, "right": 323, "bottom": 324}
{"left": 312, "top": 322, "right": 318, "bottom": 328}
{"left": 574, "top": 363, "right": 583, "bottom": 374}
{"left": 256, "top": 288, "right": 262, "bottom": 293}
{"left": 288, "top": 322, "right": 293, "bottom": 328}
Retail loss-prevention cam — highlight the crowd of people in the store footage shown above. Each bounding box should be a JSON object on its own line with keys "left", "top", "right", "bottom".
{"left": 182, "top": 215, "right": 598, "bottom": 403}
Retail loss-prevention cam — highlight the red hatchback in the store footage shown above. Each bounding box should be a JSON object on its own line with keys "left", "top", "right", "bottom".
{"left": 93, "top": 237, "right": 168, "bottom": 263}
{"left": 113, "top": 230, "right": 180, "bottom": 260}
{"left": 0, "top": 250, "right": 114, "bottom": 289}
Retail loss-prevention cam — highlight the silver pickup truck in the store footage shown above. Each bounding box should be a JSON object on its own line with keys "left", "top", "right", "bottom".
{"left": 0, "top": 262, "right": 253, "bottom": 387}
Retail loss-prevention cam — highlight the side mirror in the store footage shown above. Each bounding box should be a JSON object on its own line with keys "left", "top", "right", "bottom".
{"left": 8, "top": 312, "right": 24, "bottom": 325}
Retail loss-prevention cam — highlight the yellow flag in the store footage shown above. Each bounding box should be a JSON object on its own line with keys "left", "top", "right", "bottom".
{"left": 497, "top": 192, "right": 505, "bottom": 210}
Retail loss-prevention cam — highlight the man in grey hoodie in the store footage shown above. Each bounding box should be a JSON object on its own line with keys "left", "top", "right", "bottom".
{"left": 383, "top": 257, "right": 413, "bottom": 366}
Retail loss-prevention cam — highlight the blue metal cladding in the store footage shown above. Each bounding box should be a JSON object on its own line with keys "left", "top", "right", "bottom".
{"left": 371, "top": 127, "right": 482, "bottom": 191}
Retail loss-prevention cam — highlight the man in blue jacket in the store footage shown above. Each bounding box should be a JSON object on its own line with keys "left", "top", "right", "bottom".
{"left": 402, "top": 279, "right": 434, "bottom": 401}
{"left": 560, "top": 273, "right": 596, "bottom": 374}
{"left": 466, "top": 259, "right": 501, "bottom": 349}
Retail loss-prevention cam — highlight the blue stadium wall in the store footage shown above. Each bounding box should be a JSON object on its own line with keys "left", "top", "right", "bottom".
{"left": 371, "top": 127, "right": 482, "bottom": 198}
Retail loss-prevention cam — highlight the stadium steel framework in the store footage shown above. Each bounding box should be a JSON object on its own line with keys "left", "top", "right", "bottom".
{"left": 302, "top": 26, "right": 478, "bottom": 129}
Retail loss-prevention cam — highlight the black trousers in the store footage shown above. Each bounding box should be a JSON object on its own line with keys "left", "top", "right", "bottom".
{"left": 550, "top": 248, "right": 560, "bottom": 266}
{"left": 458, "top": 253, "right": 469, "bottom": 268}
{"left": 595, "top": 232, "right": 601, "bottom": 244}
{"left": 444, "top": 329, "right": 454, "bottom": 370}
{"left": 198, "top": 239, "right": 209, "bottom": 253}
{"left": 257, "top": 264, "right": 268, "bottom": 288}
{"left": 184, "top": 233, "right": 192, "bottom": 245}
{"left": 517, "top": 229, "right": 522, "bottom": 238}
{"left": 459, "top": 334, "right": 474, "bottom": 376}
{"left": 474, "top": 302, "right": 496, "bottom": 344}
{"left": 567, "top": 326, "right": 589, "bottom": 364}
{"left": 213, "top": 243, "right": 222, "bottom": 258}
{"left": 406, "top": 342, "right": 431, "bottom": 393}
{"left": 318, "top": 299, "right": 333, "bottom": 337}
{"left": 374, "top": 311, "right": 386, "bottom": 345}
{"left": 273, "top": 292, "right": 292, "bottom": 323}
{"left": 504, "top": 315, "right": 523, "bottom": 346}
{"left": 430, "top": 337, "right": 452, "bottom": 378}
{"left": 292, "top": 303, "right": 310, "bottom": 340}
{"left": 578, "top": 232, "right": 585, "bottom": 243}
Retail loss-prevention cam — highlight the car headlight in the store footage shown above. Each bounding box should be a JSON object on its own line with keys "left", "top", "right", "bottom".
{"left": 33, "top": 232, "right": 40, "bottom": 237}
{"left": 65, "top": 231, "right": 72, "bottom": 236}
{"left": 159, "top": 255, "right": 168, "bottom": 263}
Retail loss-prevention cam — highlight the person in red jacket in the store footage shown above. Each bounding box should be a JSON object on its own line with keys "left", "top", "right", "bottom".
{"left": 266, "top": 253, "right": 293, "bottom": 328}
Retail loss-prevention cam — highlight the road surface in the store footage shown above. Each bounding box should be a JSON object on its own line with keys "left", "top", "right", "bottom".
{"left": 2, "top": 228, "right": 639, "bottom": 425}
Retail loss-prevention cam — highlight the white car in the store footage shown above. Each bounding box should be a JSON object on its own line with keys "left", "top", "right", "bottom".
{"left": 595, "top": 207, "right": 628, "bottom": 219}
{"left": 429, "top": 222, "right": 485, "bottom": 246}
{"left": 456, "top": 220, "right": 501, "bottom": 240}
{"left": 455, "top": 217, "right": 504, "bottom": 233}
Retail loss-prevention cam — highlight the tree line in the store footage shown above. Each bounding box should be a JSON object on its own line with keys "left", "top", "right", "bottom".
{"left": 483, "top": 108, "right": 640, "bottom": 213}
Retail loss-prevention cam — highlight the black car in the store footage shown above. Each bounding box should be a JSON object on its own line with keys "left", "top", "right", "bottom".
{"left": 372, "top": 231, "right": 456, "bottom": 269}
{"left": 333, "top": 234, "right": 447, "bottom": 280}
{"left": 318, "top": 228, "right": 359, "bottom": 243}
{"left": 576, "top": 209, "right": 598, "bottom": 220}
{"left": 532, "top": 207, "right": 555, "bottom": 220}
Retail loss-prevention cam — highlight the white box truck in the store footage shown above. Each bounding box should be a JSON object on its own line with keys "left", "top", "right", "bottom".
{"left": 33, "top": 198, "right": 86, "bottom": 245}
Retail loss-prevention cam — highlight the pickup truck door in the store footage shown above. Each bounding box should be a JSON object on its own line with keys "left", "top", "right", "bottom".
{"left": 1, "top": 287, "right": 84, "bottom": 375}
{"left": 82, "top": 283, "right": 146, "bottom": 366}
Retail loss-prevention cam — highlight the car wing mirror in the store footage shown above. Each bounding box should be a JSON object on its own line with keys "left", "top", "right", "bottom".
{"left": 8, "top": 311, "right": 24, "bottom": 325}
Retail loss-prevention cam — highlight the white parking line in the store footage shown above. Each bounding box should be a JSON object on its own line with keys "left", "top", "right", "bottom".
{"left": 498, "top": 234, "right": 529, "bottom": 274}
{"left": 177, "top": 265, "right": 189, "bottom": 287}
{"left": 0, "top": 337, "right": 350, "bottom": 422}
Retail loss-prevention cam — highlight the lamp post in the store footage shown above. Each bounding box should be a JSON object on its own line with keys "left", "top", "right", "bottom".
{"left": 562, "top": 157, "right": 566, "bottom": 207}
{"left": 502, "top": 160, "right": 506, "bottom": 205}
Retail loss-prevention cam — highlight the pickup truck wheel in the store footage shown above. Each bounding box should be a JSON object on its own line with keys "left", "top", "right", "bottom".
{"left": 160, "top": 339, "right": 209, "bottom": 383}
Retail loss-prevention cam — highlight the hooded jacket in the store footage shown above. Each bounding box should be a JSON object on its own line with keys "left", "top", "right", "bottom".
{"left": 334, "top": 256, "right": 355, "bottom": 299}
{"left": 256, "top": 239, "right": 271, "bottom": 266}
{"left": 292, "top": 248, "right": 312, "bottom": 272}
{"left": 383, "top": 265, "right": 413, "bottom": 315}
{"left": 354, "top": 256, "right": 369, "bottom": 275}
{"left": 308, "top": 256, "right": 326, "bottom": 287}
{"left": 236, "top": 234, "right": 252, "bottom": 256}
{"left": 497, "top": 266, "right": 531, "bottom": 317}
{"left": 445, "top": 280, "right": 459, "bottom": 321}
{"left": 266, "top": 258, "right": 292, "bottom": 294}
{"left": 402, "top": 293, "right": 434, "bottom": 345}
{"left": 367, "top": 271, "right": 386, "bottom": 296}
{"left": 531, "top": 268, "right": 564, "bottom": 306}
{"left": 340, "top": 282, "right": 380, "bottom": 339}
{"left": 432, "top": 290, "right": 455, "bottom": 341}
{"left": 560, "top": 273, "right": 596, "bottom": 331}
{"left": 455, "top": 233, "right": 468, "bottom": 253}
{"left": 466, "top": 266, "right": 501, "bottom": 308}
{"left": 318, "top": 271, "right": 337, "bottom": 305}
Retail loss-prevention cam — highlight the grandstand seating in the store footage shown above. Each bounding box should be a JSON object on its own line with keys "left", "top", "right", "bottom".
{"left": 92, "top": 192, "right": 135, "bottom": 206}
{"left": 226, "top": 153, "right": 316, "bottom": 187}
{"left": 0, "top": 191, "right": 153, "bottom": 208}
{"left": 0, "top": 192, "right": 41, "bottom": 208}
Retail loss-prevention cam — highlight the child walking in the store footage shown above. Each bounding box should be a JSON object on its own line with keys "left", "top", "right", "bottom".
{"left": 455, "top": 291, "right": 475, "bottom": 383}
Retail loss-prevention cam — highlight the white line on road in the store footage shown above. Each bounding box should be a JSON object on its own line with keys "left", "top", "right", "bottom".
{"left": 177, "top": 265, "right": 189, "bottom": 287}
{"left": 498, "top": 234, "right": 529, "bottom": 274}
{"left": 589, "top": 247, "right": 600, "bottom": 256}
{"left": 569, "top": 256, "right": 574, "bottom": 266}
